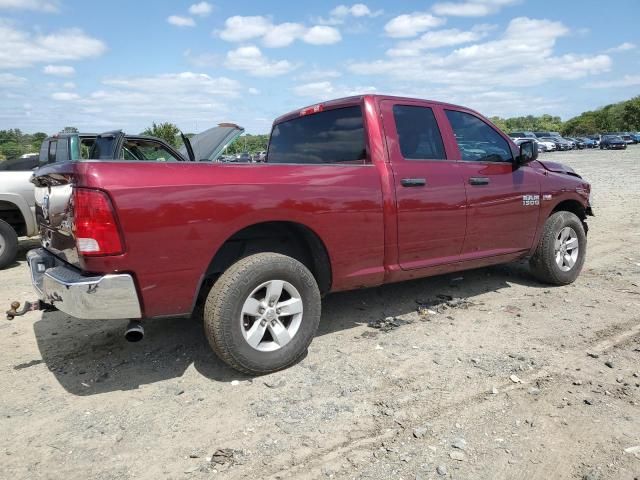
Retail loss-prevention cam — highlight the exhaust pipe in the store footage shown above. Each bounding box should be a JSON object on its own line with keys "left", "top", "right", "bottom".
{"left": 124, "top": 320, "right": 144, "bottom": 342}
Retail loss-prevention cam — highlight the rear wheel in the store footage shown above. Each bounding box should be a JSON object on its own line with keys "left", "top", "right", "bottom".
{"left": 203, "top": 253, "right": 321, "bottom": 375}
{"left": 0, "top": 219, "right": 18, "bottom": 269}
{"left": 530, "top": 211, "right": 586, "bottom": 285}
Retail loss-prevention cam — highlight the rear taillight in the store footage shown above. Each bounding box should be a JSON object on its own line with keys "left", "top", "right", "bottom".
{"left": 73, "top": 188, "right": 123, "bottom": 256}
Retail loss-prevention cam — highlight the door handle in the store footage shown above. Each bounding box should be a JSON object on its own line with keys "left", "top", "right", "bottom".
{"left": 468, "top": 177, "right": 490, "bottom": 186}
{"left": 401, "top": 178, "right": 426, "bottom": 187}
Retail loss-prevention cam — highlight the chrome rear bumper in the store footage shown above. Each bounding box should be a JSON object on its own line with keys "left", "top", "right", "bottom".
{"left": 27, "top": 248, "right": 141, "bottom": 319}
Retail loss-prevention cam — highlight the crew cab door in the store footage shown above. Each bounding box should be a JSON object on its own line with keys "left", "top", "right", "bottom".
{"left": 441, "top": 108, "right": 541, "bottom": 257}
{"left": 381, "top": 100, "right": 467, "bottom": 270}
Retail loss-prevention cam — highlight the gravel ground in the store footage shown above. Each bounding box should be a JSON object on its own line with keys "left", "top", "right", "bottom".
{"left": 1, "top": 147, "right": 639, "bottom": 480}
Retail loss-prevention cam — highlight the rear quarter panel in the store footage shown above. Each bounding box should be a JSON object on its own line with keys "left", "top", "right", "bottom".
{"left": 72, "top": 161, "right": 384, "bottom": 318}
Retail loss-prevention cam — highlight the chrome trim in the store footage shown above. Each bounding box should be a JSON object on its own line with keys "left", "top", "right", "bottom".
{"left": 27, "top": 248, "right": 141, "bottom": 319}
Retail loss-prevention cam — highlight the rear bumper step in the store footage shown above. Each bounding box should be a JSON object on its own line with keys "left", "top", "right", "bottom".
{"left": 27, "top": 248, "right": 142, "bottom": 319}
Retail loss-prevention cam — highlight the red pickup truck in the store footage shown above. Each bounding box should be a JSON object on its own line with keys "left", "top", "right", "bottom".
{"left": 22, "top": 95, "right": 593, "bottom": 374}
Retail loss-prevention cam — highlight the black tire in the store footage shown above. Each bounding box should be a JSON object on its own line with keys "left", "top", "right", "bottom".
{"left": 529, "top": 211, "right": 586, "bottom": 285}
{"left": 203, "top": 253, "right": 321, "bottom": 375}
{"left": 0, "top": 219, "right": 18, "bottom": 269}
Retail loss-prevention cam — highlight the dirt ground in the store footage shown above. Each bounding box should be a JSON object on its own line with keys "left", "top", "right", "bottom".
{"left": 1, "top": 147, "right": 639, "bottom": 480}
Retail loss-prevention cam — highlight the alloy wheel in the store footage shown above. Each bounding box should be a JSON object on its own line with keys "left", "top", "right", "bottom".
{"left": 240, "top": 280, "right": 303, "bottom": 352}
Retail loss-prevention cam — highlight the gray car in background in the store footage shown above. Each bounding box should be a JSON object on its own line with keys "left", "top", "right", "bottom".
{"left": 0, "top": 154, "right": 40, "bottom": 268}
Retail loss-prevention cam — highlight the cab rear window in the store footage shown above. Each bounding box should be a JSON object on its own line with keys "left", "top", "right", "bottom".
{"left": 268, "top": 106, "right": 366, "bottom": 164}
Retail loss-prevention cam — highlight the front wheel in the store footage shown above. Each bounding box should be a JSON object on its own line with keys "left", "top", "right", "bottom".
{"left": 530, "top": 211, "right": 586, "bottom": 285}
{"left": 0, "top": 219, "right": 18, "bottom": 269}
{"left": 203, "top": 253, "right": 321, "bottom": 375}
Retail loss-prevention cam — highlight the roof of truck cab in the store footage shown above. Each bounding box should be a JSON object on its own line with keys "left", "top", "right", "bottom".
{"left": 272, "top": 94, "right": 481, "bottom": 126}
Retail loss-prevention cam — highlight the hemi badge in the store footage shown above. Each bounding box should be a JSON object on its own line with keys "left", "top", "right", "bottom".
{"left": 543, "top": 194, "right": 553, "bottom": 201}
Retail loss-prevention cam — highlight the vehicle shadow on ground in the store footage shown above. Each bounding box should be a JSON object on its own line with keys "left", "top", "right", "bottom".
{"left": 32, "top": 261, "right": 545, "bottom": 396}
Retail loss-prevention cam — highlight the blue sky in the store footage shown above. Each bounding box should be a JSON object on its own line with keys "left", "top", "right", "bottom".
{"left": 0, "top": 0, "right": 638, "bottom": 134}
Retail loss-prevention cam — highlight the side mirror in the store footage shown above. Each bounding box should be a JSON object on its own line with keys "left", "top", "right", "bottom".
{"left": 518, "top": 140, "right": 538, "bottom": 166}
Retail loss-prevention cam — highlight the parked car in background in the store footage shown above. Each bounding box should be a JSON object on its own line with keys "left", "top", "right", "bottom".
{"left": 577, "top": 137, "right": 596, "bottom": 148}
{"left": 513, "top": 137, "right": 547, "bottom": 152}
{"left": 600, "top": 135, "right": 627, "bottom": 150}
{"left": 534, "top": 131, "right": 562, "bottom": 139}
{"left": 40, "top": 131, "right": 187, "bottom": 164}
{"left": 509, "top": 131, "right": 537, "bottom": 139}
{"left": 235, "top": 152, "right": 252, "bottom": 162}
{"left": 565, "top": 137, "right": 586, "bottom": 149}
{"left": 586, "top": 135, "right": 601, "bottom": 147}
{"left": 631, "top": 133, "right": 640, "bottom": 143}
{"left": 540, "top": 136, "right": 572, "bottom": 151}
{"left": 536, "top": 138, "right": 557, "bottom": 152}
{"left": 619, "top": 134, "right": 637, "bottom": 145}
{"left": 255, "top": 151, "right": 267, "bottom": 162}
{"left": 23, "top": 94, "right": 594, "bottom": 374}
{"left": 0, "top": 154, "right": 40, "bottom": 268}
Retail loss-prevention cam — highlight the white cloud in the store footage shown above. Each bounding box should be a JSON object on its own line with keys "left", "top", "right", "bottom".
{"left": 351, "top": 17, "right": 611, "bottom": 88}
{"left": 43, "top": 64, "right": 75, "bottom": 76}
{"left": 432, "top": 0, "right": 520, "bottom": 17}
{"left": 51, "top": 92, "right": 79, "bottom": 101}
{"left": 218, "top": 15, "right": 341, "bottom": 47}
{"left": 302, "top": 26, "right": 342, "bottom": 45}
{"left": 219, "top": 15, "right": 271, "bottom": 42}
{"left": 605, "top": 42, "right": 636, "bottom": 53}
{"left": 586, "top": 75, "right": 640, "bottom": 89}
{"left": 387, "top": 26, "right": 493, "bottom": 56}
{"left": 263, "top": 23, "right": 306, "bottom": 48}
{"left": 248, "top": 87, "right": 260, "bottom": 95}
{"left": 167, "top": 15, "right": 195, "bottom": 27}
{"left": 188, "top": 1, "right": 212, "bottom": 17}
{"left": 37, "top": 72, "right": 243, "bottom": 133}
{"left": 293, "top": 80, "right": 376, "bottom": 99}
{"left": 102, "top": 72, "right": 240, "bottom": 97}
{"left": 320, "top": 4, "right": 383, "bottom": 24}
{"left": 62, "top": 81, "right": 75, "bottom": 89}
{"left": 0, "top": 72, "right": 26, "bottom": 86}
{"left": 0, "top": 0, "right": 59, "bottom": 12}
{"left": 384, "top": 13, "right": 445, "bottom": 38}
{"left": 225, "top": 45, "right": 297, "bottom": 77}
{"left": 0, "top": 21, "right": 106, "bottom": 68}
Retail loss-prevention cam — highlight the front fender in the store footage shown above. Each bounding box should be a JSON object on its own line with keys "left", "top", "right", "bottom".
{"left": 527, "top": 191, "right": 590, "bottom": 257}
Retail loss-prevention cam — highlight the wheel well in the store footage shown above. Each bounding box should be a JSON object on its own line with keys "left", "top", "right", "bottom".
{"left": 551, "top": 199, "right": 588, "bottom": 233}
{"left": 0, "top": 201, "right": 26, "bottom": 236}
{"left": 201, "top": 221, "right": 332, "bottom": 297}
{"left": 551, "top": 200, "right": 586, "bottom": 220}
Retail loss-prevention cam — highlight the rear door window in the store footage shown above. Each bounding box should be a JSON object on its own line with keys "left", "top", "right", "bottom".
{"left": 393, "top": 105, "right": 446, "bottom": 160}
{"left": 445, "top": 110, "right": 513, "bottom": 163}
{"left": 268, "top": 106, "right": 366, "bottom": 164}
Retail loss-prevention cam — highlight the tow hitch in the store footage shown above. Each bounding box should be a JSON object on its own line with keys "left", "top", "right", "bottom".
{"left": 6, "top": 300, "right": 56, "bottom": 320}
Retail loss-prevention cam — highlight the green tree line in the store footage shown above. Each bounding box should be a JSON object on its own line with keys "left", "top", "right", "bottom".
{"left": 490, "top": 96, "right": 640, "bottom": 136}
{"left": 0, "top": 129, "right": 47, "bottom": 161}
